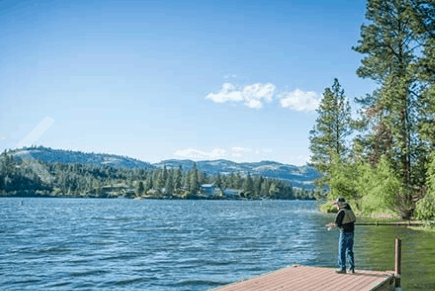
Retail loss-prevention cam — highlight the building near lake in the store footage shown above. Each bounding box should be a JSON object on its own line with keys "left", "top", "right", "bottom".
{"left": 222, "top": 189, "right": 241, "bottom": 199}
{"left": 200, "top": 183, "right": 220, "bottom": 197}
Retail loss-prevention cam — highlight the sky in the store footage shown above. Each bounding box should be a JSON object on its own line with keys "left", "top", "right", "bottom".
{"left": 0, "top": 0, "right": 377, "bottom": 166}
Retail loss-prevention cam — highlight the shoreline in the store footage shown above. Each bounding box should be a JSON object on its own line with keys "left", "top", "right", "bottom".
{"left": 0, "top": 191, "right": 316, "bottom": 201}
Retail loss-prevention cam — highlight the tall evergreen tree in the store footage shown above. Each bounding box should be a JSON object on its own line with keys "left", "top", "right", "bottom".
{"left": 165, "top": 173, "right": 174, "bottom": 195}
{"left": 189, "top": 162, "right": 200, "bottom": 194}
{"left": 243, "top": 172, "right": 254, "bottom": 197}
{"left": 136, "top": 181, "right": 144, "bottom": 195}
{"left": 156, "top": 170, "right": 165, "bottom": 190}
{"left": 260, "top": 179, "right": 270, "bottom": 197}
{"left": 145, "top": 175, "right": 153, "bottom": 191}
{"left": 352, "top": 0, "right": 426, "bottom": 218}
{"left": 174, "top": 165, "right": 182, "bottom": 191}
{"left": 309, "top": 78, "right": 352, "bottom": 182}
{"left": 353, "top": 0, "right": 418, "bottom": 184}
{"left": 214, "top": 173, "right": 223, "bottom": 189}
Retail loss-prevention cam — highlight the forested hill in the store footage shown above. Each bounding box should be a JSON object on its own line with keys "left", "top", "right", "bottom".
{"left": 8, "top": 146, "right": 154, "bottom": 170}
{"left": 153, "top": 159, "right": 321, "bottom": 189}
{"left": 5, "top": 146, "right": 321, "bottom": 189}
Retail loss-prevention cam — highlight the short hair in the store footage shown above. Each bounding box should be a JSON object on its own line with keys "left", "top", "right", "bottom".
{"left": 334, "top": 197, "right": 346, "bottom": 204}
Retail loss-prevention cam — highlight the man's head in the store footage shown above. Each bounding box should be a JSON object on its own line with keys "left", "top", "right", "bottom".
{"left": 334, "top": 197, "right": 346, "bottom": 209}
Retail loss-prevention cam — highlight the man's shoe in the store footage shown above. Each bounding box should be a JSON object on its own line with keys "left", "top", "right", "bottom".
{"left": 347, "top": 269, "right": 355, "bottom": 274}
{"left": 335, "top": 269, "right": 346, "bottom": 274}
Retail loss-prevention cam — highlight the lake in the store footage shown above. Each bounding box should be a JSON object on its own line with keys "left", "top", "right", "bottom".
{"left": 1, "top": 198, "right": 434, "bottom": 290}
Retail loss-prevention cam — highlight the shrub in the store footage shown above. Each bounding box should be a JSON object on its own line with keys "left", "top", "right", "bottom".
{"left": 415, "top": 195, "right": 435, "bottom": 220}
{"left": 320, "top": 200, "right": 338, "bottom": 213}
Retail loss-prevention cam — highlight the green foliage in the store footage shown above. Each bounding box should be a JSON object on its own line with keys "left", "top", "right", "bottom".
{"left": 324, "top": 155, "right": 401, "bottom": 216}
{"left": 0, "top": 147, "right": 315, "bottom": 200}
{"left": 328, "top": 153, "right": 358, "bottom": 203}
{"left": 164, "top": 174, "right": 174, "bottom": 195}
{"left": 135, "top": 181, "right": 144, "bottom": 196}
{"left": 243, "top": 172, "right": 254, "bottom": 197}
{"left": 309, "top": 78, "right": 352, "bottom": 181}
{"left": 319, "top": 200, "right": 338, "bottom": 213}
{"left": 415, "top": 152, "right": 435, "bottom": 220}
{"left": 174, "top": 166, "right": 182, "bottom": 190}
{"left": 357, "top": 156, "right": 401, "bottom": 215}
{"left": 414, "top": 195, "right": 435, "bottom": 220}
{"left": 188, "top": 162, "right": 200, "bottom": 194}
{"left": 427, "top": 152, "right": 435, "bottom": 199}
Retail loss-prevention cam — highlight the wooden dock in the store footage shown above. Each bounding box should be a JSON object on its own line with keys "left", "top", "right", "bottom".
{"left": 212, "top": 266, "right": 395, "bottom": 291}
{"left": 213, "top": 238, "right": 402, "bottom": 291}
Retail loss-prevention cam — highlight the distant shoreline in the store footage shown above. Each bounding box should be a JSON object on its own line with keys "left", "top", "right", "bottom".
{"left": 0, "top": 190, "right": 315, "bottom": 201}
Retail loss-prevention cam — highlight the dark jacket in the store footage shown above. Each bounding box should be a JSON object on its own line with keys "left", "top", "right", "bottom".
{"left": 335, "top": 203, "right": 356, "bottom": 232}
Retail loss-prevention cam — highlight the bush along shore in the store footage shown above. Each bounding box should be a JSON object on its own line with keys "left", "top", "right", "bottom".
{"left": 0, "top": 151, "right": 317, "bottom": 200}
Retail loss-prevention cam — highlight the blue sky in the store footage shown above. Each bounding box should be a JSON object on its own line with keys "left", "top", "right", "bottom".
{"left": 1, "top": 0, "right": 376, "bottom": 166}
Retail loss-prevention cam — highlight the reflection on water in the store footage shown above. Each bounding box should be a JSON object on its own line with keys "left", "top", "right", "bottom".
{"left": 0, "top": 198, "right": 434, "bottom": 290}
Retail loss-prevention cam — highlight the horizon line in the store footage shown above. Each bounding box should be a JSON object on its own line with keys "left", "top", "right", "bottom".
{"left": 4, "top": 145, "right": 311, "bottom": 167}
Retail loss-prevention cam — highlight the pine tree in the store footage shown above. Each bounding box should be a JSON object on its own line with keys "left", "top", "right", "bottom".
{"left": 268, "top": 182, "right": 279, "bottom": 198}
{"left": 165, "top": 174, "right": 174, "bottom": 196}
{"left": 309, "top": 78, "right": 352, "bottom": 183}
{"left": 174, "top": 165, "right": 182, "bottom": 191}
{"left": 214, "top": 173, "right": 223, "bottom": 190}
{"left": 136, "top": 181, "right": 144, "bottom": 196}
{"left": 145, "top": 175, "right": 153, "bottom": 192}
{"left": 353, "top": 0, "right": 419, "bottom": 185}
{"left": 189, "top": 162, "right": 200, "bottom": 194}
{"left": 243, "top": 172, "right": 254, "bottom": 198}
{"left": 156, "top": 170, "right": 165, "bottom": 190}
{"left": 351, "top": 0, "right": 429, "bottom": 218}
{"left": 254, "top": 176, "right": 263, "bottom": 198}
{"left": 260, "top": 179, "right": 270, "bottom": 197}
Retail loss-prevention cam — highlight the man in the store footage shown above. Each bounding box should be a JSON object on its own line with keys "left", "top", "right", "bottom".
{"left": 327, "top": 197, "right": 356, "bottom": 274}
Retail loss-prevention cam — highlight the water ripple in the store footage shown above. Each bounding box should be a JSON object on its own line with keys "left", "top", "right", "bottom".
{"left": 1, "top": 198, "right": 434, "bottom": 291}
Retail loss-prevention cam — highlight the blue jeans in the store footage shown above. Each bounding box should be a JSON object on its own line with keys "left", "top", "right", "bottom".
{"left": 338, "top": 231, "right": 355, "bottom": 271}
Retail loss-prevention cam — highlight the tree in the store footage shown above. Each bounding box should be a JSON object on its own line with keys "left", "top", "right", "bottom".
{"left": 174, "top": 165, "right": 182, "bottom": 191}
{"left": 260, "top": 179, "right": 270, "bottom": 197}
{"left": 309, "top": 78, "right": 352, "bottom": 185}
{"left": 165, "top": 174, "right": 174, "bottom": 196}
{"left": 189, "top": 162, "right": 200, "bottom": 194}
{"left": 353, "top": 0, "right": 419, "bottom": 184}
{"left": 415, "top": 152, "right": 435, "bottom": 220}
{"left": 156, "top": 170, "right": 165, "bottom": 190}
{"left": 145, "top": 175, "right": 153, "bottom": 192}
{"left": 268, "top": 182, "right": 279, "bottom": 198}
{"left": 136, "top": 181, "right": 144, "bottom": 196}
{"left": 254, "top": 176, "right": 263, "bottom": 198}
{"left": 243, "top": 172, "right": 254, "bottom": 198}
{"left": 214, "top": 173, "right": 223, "bottom": 190}
{"left": 351, "top": 0, "right": 430, "bottom": 218}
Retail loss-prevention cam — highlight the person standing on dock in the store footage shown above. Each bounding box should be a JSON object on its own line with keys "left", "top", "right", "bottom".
{"left": 327, "top": 197, "right": 356, "bottom": 274}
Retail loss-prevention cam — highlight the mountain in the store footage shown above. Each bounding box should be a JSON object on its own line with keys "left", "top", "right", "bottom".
{"left": 153, "top": 159, "right": 321, "bottom": 189}
{"left": 7, "top": 146, "right": 154, "bottom": 170}
{"left": 5, "top": 147, "right": 321, "bottom": 189}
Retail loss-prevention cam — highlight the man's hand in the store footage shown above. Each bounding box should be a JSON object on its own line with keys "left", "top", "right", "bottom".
{"left": 326, "top": 222, "right": 336, "bottom": 230}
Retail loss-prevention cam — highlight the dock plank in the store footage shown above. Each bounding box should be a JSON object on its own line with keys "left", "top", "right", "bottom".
{"left": 212, "top": 266, "right": 395, "bottom": 291}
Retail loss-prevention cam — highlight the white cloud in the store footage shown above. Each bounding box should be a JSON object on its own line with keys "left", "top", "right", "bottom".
{"left": 231, "top": 147, "right": 253, "bottom": 153}
{"left": 288, "top": 154, "right": 311, "bottom": 166}
{"left": 174, "top": 148, "right": 227, "bottom": 160}
{"left": 232, "top": 146, "right": 245, "bottom": 152}
{"left": 279, "top": 89, "right": 320, "bottom": 112}
{"left": 206, "top": 83, "right": 275, "bottom": 109}
{"left": 262, "top": 148, "right": 273, "bottom": 153}
{"left": 224, "top": 74, "right": 237, "bottom": 79}
{"left": 232, "top": 153, "right": 242, "bottom": 158}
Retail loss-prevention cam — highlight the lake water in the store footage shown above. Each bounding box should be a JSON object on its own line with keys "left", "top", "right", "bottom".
{"left": 1, "top": 198, "right": 434, "bottom": 290}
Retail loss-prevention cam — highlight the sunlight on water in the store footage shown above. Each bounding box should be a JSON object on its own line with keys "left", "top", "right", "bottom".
{"left": 0, "top": 198, "right": 434, "bottom": 290}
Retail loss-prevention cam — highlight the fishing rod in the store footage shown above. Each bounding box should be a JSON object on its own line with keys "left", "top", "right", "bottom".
{"left": 325, "top": 221, "right": 423, "bottom": 231}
